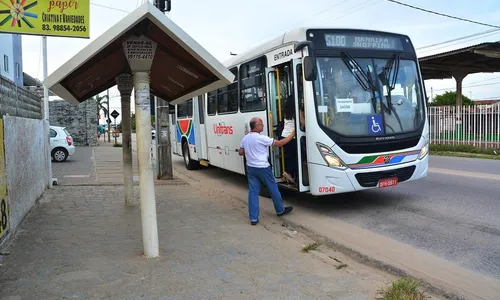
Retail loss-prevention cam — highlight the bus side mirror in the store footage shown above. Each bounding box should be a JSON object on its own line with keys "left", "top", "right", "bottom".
{"left": 303, "top": 56, "right": 317, "bottom": 81}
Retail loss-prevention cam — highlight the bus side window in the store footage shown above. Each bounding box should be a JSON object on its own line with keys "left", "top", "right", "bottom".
{"left": 207, "top": 91, "right": 217, "bottom": 115}
{"left": 198, "top": 95, "right": 205, "bottom": 124}
{"left": 240, "top": 56, "right": 267, "bottom": 112}
{"left": 177, "top": 102, "right": 187, "bottom": 119}
{"left": 187, "top": 99, "right": 193, "bottom": 118}
{"left": 218, "top": 67, "right": 239, "bottom": 114}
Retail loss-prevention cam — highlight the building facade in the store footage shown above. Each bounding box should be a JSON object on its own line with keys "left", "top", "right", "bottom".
{"left": 0, "top": 33, "right": 23, "bottom": 87}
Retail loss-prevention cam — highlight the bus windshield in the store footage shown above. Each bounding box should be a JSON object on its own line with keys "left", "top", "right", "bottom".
{"left": 312, "top": 56, "right": 425, "bottom": 137}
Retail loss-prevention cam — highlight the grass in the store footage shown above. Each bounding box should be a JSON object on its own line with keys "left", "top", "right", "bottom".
{"left": 377, "top": 278, "right": 429, "bottom": 300}
{"left": 113, "top": 143, "right": 123, "bottom": 147}
{"left": 301, "top": 242, "right": 320, "bottom": 253}
{"left": 430, "top": 144, "right": 499, "bottom": 160}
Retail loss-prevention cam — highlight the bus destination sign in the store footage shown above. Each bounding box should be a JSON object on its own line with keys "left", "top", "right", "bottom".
{"left": 324, "top": 33, "right": 403, "bottom": 51}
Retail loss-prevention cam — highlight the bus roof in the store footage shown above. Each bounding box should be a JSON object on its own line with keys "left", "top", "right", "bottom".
{"left": 221, "top": 27, "right": 411, "bottom": 68}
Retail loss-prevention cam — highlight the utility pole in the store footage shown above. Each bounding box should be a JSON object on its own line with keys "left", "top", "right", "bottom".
{"left": 42, "top": 35, "right": 53, "bottom": 188}
{"left": 107, "top": 89, "right": 111, "bottom": 143}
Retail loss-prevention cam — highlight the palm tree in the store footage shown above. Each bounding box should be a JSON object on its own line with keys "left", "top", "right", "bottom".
{"left": 88, "top": 94, "right": 109, "bottom": 125}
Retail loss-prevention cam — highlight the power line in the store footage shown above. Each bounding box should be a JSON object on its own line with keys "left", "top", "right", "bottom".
{"left": 90, "top": 2, "right": 130, "bottom": 13}
{"left": 430, "top": 81, "right": 500, "bottom": 92}
{"left": 416, "top": 28, "right": 500, "bottom": 50}
{"left": 385, "top": 0, "right": 500, "bottom": 29}
{"left": 417, "top": 30, "right": 500, "bottom": 54}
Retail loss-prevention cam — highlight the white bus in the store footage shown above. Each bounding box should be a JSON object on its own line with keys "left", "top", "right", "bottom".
{"left": 171, "top": 27, "right": 429, "bottom": 196}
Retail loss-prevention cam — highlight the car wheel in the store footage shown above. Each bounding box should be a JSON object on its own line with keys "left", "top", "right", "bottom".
{"left": 52, "top": 148, "right": 68, "bottom": 162}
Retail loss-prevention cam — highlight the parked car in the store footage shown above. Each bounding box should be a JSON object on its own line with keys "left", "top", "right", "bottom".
{"left": 151, "top": 126, "right": 156, "bottom": 140}
{"left": 49, "top": 126, "right": 75, "bottom": 162}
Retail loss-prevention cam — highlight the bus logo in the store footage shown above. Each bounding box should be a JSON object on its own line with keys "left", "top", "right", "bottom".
{"left": 214, "top": 122, "right": 233, "bottom": 136}
{"left": 384, "top": 156, "right": 391, "bottom": 164}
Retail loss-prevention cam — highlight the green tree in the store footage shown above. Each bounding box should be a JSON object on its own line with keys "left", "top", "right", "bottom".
{"left": 87, "top": 94, "right": 109, "bottom": 124}
{"left": 430, "top": 91, "right": 475, "bottom": 106}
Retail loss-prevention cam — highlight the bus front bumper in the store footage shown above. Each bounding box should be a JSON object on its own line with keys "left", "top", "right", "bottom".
{"left": 308, "top": 155, "right": 429, "bottom": 196}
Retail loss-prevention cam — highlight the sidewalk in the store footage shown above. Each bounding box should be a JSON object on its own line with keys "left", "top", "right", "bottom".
{"left": 0, "top": 142, "right": 397, "bottom": 299}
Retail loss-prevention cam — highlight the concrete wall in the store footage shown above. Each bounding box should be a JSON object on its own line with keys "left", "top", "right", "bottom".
{"left": 1, "top": 116, "right": 49, "bottom": 244}
{"left": 0, "top": 76, "right": 42, "bottom": 119}
{"left": 49, "top": 99, "right": 98, "bottom": 146}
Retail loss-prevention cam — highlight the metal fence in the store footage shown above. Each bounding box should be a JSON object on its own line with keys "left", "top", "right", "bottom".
{"left": 428, "top": 105, "right": 500, "bottom": 148}
{"left": 0, "top": 76, "right": 42, "bottom": 120}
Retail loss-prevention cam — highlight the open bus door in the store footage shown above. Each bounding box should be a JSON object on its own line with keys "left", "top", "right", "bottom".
{"left": 264, "top": 67, "right": 284, "bottom": 181}
{"left": 292, "top": 58, "right": 310, "bottom": 192}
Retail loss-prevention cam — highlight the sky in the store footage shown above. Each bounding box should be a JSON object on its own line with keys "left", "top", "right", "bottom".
{"left": 18, "top": 0, "right": 500, "bottom": 124}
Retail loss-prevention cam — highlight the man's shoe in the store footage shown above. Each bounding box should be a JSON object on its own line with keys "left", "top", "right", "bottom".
{"left": 277, "top": 206, "right": 293, "bottom": 216}
{"left": 251, "top": 220, "right": 259, "bottom": 226}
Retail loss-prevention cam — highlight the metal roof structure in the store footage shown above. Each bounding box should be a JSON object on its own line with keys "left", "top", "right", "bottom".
{"left": 419, "top": 42, "right": 500, "bottom": 80}
{"left": 43, "top": 2, "right": 234, "bottom": 106}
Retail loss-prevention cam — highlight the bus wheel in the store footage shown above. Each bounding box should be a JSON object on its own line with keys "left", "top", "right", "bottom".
{"left": 182, "top": 142, "right": 199, "bottom": 170}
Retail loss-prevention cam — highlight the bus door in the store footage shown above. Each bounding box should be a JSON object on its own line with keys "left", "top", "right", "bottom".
{"left": 265, "top": 67, "right": 283, "bottom": 180}
{"left": 170, "top": 106, "right": 178, "bottom": 154}
{"left": 292, "top": 58, "right": 310, "bottom": 192}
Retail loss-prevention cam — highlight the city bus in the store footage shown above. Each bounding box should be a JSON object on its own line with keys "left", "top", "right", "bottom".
{"left": 170, "top": 27, "right": 429, "bottom": 196}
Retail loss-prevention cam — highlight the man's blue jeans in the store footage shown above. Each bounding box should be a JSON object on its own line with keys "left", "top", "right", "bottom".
{"left": 246, "top": 166, "right": 285, "bottom": 222}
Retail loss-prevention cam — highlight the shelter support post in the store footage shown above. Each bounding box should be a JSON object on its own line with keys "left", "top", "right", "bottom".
{"left": 124, "top": 35, "right": 159, "bottom": 258}
{"left": 453, "top": 72, "right": 468, "bottom": 107}
{"left": 116, "top": 74, "right": 136, "bottom": 207}
{"left": 453, "top": 72, "right": 468, "bottom": 134}
{"left": 134, "top": 71, "right": 159, "bottom": 258}
{"left": 156, "top": 97, "right": 173, "bottom": 180}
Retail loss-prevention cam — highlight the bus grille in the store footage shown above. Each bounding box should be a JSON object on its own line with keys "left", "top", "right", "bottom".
{"left": 354, "top": 165, "right": 416, "bottom": 188}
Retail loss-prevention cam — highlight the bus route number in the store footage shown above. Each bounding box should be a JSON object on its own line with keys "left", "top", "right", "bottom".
{"left": 318, "top": 186, "right": 336, "bottom": 193}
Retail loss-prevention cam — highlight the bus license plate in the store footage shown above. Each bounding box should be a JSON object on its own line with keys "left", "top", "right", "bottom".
{"left": 378, "top": 177, "right": 398, "bottom": 188}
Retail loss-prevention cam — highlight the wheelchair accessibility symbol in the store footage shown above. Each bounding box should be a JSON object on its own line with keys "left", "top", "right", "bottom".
{"left": 367, "top": 115, "right": 384, "bottom": 135}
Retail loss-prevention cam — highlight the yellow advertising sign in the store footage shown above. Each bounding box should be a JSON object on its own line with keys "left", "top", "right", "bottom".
{"left": 0, "top": 0, "right": 89, "bottom": 38}
{"left": 0, "top": 119, "right": 9, "bottom": 242}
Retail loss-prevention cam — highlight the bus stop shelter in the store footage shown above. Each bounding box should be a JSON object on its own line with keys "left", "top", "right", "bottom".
{"left": 43, "top": 1, "right": 234, "bottom": 258}
{"left": 419, "top": 42, "right": 500, "bottom": 105}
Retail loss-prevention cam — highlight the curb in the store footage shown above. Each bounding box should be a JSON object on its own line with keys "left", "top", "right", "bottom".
{"left": 172, "top": 164, "right": 498, "bottom": 300}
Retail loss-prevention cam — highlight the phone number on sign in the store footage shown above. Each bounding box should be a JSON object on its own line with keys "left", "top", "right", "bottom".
{"left": 42, "top": 24, "right": 87, "bottom": 32}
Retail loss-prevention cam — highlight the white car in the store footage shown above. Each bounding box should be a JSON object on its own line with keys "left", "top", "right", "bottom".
{"left": 49, "top": 126, "right": 75, "bottom": 162}
{"left": 151, "top": 126, "right": 156, "bottom": 140}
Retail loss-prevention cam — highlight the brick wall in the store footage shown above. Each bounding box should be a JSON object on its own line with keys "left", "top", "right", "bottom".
{"left": 0, "top": 75, "right": 42, "bottom": 119}
{"left": 49, "top": 99, "right": 98, "bottom": 146}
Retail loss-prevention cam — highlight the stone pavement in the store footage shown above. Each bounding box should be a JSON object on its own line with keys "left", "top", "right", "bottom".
{"left": 0, "top": 141, "right": 398, "bottom": 299}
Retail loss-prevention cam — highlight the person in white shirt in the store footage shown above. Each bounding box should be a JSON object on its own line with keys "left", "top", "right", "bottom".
{"left": 280, "top": 98, "right": 304, "bottom": 185}
{"left": 238, "top": 117, "right": 295, "bottom": 225}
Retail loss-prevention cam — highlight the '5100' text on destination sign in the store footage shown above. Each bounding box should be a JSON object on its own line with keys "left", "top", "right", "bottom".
{"left": 0, "top": 0, "right": 90, "bottom": 38}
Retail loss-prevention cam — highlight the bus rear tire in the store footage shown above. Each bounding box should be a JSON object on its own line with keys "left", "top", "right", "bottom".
{"left": 182, "top": 141, "right": 199, "bottom": 170}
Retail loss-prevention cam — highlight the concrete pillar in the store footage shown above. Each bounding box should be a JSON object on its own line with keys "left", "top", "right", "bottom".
{"left": 123, "top": 35, "right": 159, "bottom": 258}
{"left": 156, "top": 97, "right": 173, "bottom": 180}
{"left": 453, "top": 72, "right": 468, "bottom": 132}
{"left": 116, "top": 74, "right": 135, "bottom": 207}
{"left": 453, "top": 73, "right": 468, "bottom": 107}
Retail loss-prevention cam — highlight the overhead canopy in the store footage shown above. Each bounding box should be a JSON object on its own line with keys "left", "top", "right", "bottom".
{"left": 419, "top": 42, "right": 500, "bottom": 80}
{"left": 43, "top": 2, "right": 234, "bottom": 105}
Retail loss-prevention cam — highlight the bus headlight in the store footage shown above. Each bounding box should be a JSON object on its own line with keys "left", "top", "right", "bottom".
{"left": 418, "top": 142, "right": 429, "bottom": 160}
{"left": 316, "top": 142, "right": 347, "bottom": 169}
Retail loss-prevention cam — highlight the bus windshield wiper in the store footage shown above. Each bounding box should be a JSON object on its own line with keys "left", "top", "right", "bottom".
{"left": 341, "top": 52, "right": 378, "bottom": 111}
{"left": 378, "top": 54, "right": 403, "bottom": 130}
{"left": 378, "top": 54, "right": 400, "bottom": 114}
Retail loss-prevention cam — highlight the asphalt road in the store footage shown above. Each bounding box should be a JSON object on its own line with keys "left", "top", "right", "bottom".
{"left": 171, "top": 154, "right": 500, "bottom": 280}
